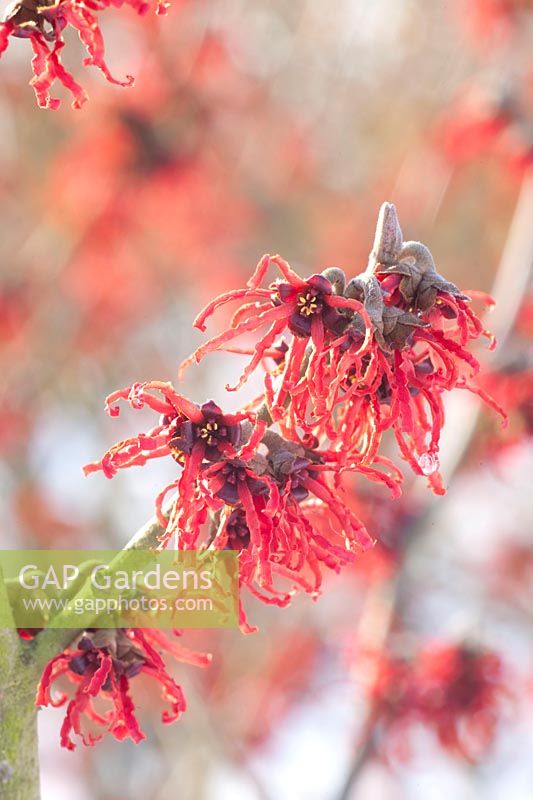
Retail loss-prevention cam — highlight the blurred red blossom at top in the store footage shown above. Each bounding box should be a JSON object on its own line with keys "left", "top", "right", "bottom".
{"left": 38, "top": 42, "right": 258, "bottom": 350}
{"left": 453, "top": 0, "right": 533, "bottom": 45}
{"left": 436, "top": 81, "right": 533, "bottom": 173}
{"left": 0, "top": 0, "right": 171, "bottom": 109}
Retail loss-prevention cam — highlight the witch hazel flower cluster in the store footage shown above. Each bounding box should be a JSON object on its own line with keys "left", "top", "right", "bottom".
{"left": 37, "top": 202, "right": 502, "bottom": 749}
{"left": 0, "top": 0, "right": 169, "bottom": 109}
{"left": 85, "top": 202, "right": 502, "bottom": 601}
{"left": 83, "top": 381, "right": 373, "bottom": 631}
{"left": 179, "top": 202, "right": 504, "bottom": 494}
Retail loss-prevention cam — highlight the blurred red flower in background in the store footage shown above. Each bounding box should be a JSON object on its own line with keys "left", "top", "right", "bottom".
{"left": 360, "top": 641, "right": 509, "bottom": 764}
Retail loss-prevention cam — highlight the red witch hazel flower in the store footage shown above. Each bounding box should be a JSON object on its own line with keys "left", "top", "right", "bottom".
{"left": 180, "top": 202, "right": 504, "bottom": 494}
{"left": 178, "top": 253, "right": 373, "bottom": 424}
{"left": 84, "top": 383, "right": 374, "bottom": 630}
{"left": 0, "top": 0, "right": 168, "bottom": 109}
{"left": 316, "top": 202, "right": 506, "bottom": 493}
{"left": 436, "top": 82, "right": 533, "bottom": 174}
{"left": 360, "top": 640, "right": 509, "bottom": 764}
{"left": 36, "top": 628, "right": 211, "bottom": 750}
{"left": 83, "top": 381, "right": 266, "bottom": 549}
{"left": 203, "top": 434, "right": 375, "bottom": 630}
{"left": 414, "top": 641, "right": 509, "bottom": 762}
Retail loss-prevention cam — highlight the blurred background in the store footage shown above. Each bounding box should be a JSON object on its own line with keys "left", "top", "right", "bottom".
{"left": 1, "top": 0, "right": 533, "bottom": 797}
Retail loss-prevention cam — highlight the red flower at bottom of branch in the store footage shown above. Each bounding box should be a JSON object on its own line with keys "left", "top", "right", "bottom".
{"left": 36, "top": 628, "right": 210, "bottom": 749}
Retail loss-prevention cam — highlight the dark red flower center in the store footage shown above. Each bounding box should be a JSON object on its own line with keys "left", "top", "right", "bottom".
{"left": 167, "top": 400, "right": 241, "bottom": 462}
{"left": 211, "top": 460, "right": 269, "bottom": 506}
{"left": 68, "top": 635, "right": 145, "bottom": 691}
{"left": 4, "top": 0, "right": 61, "bottom": 40}
{"left": 225, "top": 508, "right": 251, "bottom": 550}
{"left": 295, "top": 287, "right": 325, "bottom": 318}
{"left": 273, "top": 274, "right": 345, "bottom": 338}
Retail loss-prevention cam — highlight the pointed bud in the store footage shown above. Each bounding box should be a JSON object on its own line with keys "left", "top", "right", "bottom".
{"left": 369, "top": 202, "right": 403, "bottom": 269}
